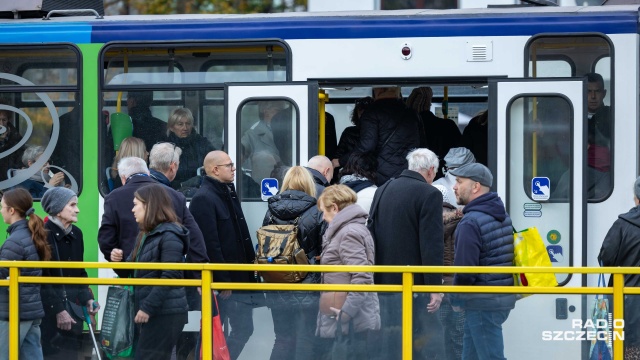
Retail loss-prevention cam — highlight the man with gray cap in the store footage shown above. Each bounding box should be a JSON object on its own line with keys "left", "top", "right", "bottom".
{"left": 598, "top": 176, "right": 640, "bottom": 354}
{"left": 449, "top": 163, "right": 515, "bottom": 360}
{"left": 434, "top": 147, "right": 475, "bottom": 208}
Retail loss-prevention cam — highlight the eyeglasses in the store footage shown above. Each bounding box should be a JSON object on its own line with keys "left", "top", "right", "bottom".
{"left": 216, "top": 163, "right": 234, "bottom": 169}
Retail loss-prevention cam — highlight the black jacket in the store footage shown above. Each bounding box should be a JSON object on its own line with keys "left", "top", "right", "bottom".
{"left": 371, "top": 170, "right": 443, "bottom": 286}
{"left": 599, "top": 205, "right": 640, "bottom": 345}
{"left": 356, "top": 98, "right": 421, "bottom": 186}
{"left": 164, "top": 131, "right": 215, "bottom": 188}
{"left": 41, "top": 221, "right": 93, "bottom": 316}
{"left": 0, "top": 220, "right": 45, "bottom": 320}
{"left": 419, "top": 111, "right": 462, "bottom": 179}
{"left": 263, "top": 189, "right": 325, "bottom": 307}
{"left": 122, "top": 222, "right": 189, "bottom": 317}
{"left": 130, "top": 107, "right": 166, "bottom": 152}
{"left": 334, "top": 125, "right": 359, "bottom": 168}
{"left": 98, "top": 175, "right": 209, "bottom": 277}
{"left": 189, "top": 176, "right": 256, "bottom": 283}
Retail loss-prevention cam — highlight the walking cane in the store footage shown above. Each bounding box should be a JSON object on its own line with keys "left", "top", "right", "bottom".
{"left": 83, "top": 304, "right": 102, "bottom": 360}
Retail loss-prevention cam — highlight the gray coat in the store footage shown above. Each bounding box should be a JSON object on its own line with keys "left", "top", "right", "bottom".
{"left": 316, "top": 204, "right": 380, "bottom": 337}
{"left": 0, "top": 220, "right": 45, "bottom": 320}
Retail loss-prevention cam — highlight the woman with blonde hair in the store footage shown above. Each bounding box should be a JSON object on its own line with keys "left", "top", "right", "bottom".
{"left": 164, "top": 108, "right": 214, "bottom": 188}
{"left": 262, "top": 166, "right": 324, "bottom": 359}
{"left": 109, "top": 136, "right": 148, "bottom": 191}
{"left": 0, "top": 188, "right": 50, "bottom": 360}
{"left": 316, "top": 185, "right": 380, "bottom": 359}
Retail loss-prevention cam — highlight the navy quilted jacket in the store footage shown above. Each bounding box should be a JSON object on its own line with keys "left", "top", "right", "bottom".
{"left": 0, "top": 220, "right": 45, "bottom": 320}
{"left": 452, "top": 192, "right": 516, "bottom": 310}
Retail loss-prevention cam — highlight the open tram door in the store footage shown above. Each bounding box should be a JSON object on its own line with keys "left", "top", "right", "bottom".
{"left": 225, "top": 81, "right": 319, "bottom": 237}
{"left": 489, "top": 78, "right": 587, "bottom": 359}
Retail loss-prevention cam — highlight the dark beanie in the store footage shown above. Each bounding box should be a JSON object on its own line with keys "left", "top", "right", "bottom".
{"left": 41, "top": 187, "right": 77, "bottom": 216}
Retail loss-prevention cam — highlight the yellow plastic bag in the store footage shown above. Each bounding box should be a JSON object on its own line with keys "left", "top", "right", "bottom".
{"left": 513, "top": 227, "right": 558, "bottom": 295}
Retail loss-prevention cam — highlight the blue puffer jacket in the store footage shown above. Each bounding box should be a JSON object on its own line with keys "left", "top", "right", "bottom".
{"left": 452, "top": 192, "right": 516, "bottom": 310}
{"left": 0, "top": 220, "right": 45, "bottom": 320}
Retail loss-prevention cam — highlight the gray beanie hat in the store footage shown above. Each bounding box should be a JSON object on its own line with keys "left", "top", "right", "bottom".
{"left": 41, "top": 187, "right": 77, "bottom": 216}
{"left": 635, "top": 176, "right": 640, "bottom": 200}
{"left": 444, "top": 147, "right": 476, "bottom": 169}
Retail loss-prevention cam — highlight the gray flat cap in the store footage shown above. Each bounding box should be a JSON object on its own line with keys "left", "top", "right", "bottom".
{"left": 449, "top": 163, "right": 493, "bottom": 188}
{"left": 444, "top": 147, "right": 475, "bottom": 169}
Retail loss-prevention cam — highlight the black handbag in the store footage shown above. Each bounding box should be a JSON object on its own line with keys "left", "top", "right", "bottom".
{"left": 332, "top": 312, "right": 356, "bottom": 360}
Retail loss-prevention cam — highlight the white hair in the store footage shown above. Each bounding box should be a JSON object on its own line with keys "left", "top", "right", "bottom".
{"left": 407, "top": 148, "right": 439, "bottom": 172}
{"left": 149, "top": 142, "right": 182, "bottom": 172}
{"left": 117, "top": 157, "right": 149, "bottom": 178}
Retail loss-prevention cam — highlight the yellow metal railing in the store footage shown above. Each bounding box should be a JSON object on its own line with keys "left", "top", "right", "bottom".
{"left": 1, "top": 261, "right": 637, "bottom": 360}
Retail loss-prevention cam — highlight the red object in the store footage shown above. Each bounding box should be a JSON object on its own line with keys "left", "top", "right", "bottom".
{"left": 200, "top": 293, "right": 230, "bottom": 360}
{"left": 588, "top": 144, "right": 611, "bottom": 172}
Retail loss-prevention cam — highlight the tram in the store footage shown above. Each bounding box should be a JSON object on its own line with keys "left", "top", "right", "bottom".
{"left": 0, "top": 3, "right": 636, "bottom": 358}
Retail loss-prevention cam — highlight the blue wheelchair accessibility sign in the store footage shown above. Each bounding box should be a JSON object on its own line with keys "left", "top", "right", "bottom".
{"left": 531, "top": 177, "right": 550, "bottom": 201}
{"left": 261, "top": 178, "right": 279, "bottom": 201}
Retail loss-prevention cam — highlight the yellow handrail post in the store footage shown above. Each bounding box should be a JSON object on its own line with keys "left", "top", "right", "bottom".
{"left": 402, "top": 272, "right": 413, "bottom": 360}
{"left": 318, "top": 90, "right": 328, "bottom": 155}
{"left": 8, "top": 267, "right": 18, "bottom": 360}
{"left": 613, "top": 273, "right": 624, "bottom": 360}
{"left": 202, "top": 270, "right": 213, "bottom": 360}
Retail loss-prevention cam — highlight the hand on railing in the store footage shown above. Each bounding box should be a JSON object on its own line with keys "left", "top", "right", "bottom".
{"left": 56, "top": 310, "right": 77, "bottom": 330}
{"left": 110, "top": 248, "right": 123, "bottom": 262}
{"left": 427, "top": 292, "right": 444, "bottom": 313}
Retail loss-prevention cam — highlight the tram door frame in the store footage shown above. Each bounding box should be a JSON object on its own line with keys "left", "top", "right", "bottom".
{"left": 489, "top": 78, "right": 587, "bottom": 359}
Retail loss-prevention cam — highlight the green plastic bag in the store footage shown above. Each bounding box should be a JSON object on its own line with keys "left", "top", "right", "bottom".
{"left": 100, "top": 286, "right": 135, "bottom": 359}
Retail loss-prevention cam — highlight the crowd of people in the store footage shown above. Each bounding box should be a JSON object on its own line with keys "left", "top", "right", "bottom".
{"left": 0, "top": 78, "right": 627, "bottom": 360}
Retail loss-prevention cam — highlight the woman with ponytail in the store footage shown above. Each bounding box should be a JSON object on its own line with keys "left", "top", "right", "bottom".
{"left": 0, "top": 188, "right": 49, "bottom": 360}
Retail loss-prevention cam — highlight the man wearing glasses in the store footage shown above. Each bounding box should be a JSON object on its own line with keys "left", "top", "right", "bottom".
{"left": 189, "top": 151, "right": 256, "bottom": 360}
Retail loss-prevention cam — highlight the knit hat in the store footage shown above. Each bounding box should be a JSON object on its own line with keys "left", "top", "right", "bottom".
{"left": 41, "top": 187, "right": 77, "bottom": 216}
{"left": 444, "top": 147, "right": 476, "bottom": 169}
{"left": 432, "top": 184, "right": 454, "bottom": 206}
{"left": 449, "top": 163, "right": 493, "bottom": 188}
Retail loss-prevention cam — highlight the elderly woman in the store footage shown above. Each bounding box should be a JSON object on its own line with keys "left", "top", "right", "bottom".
{"left": 164, "top": 108, "right": 215, "bottom": 188}
{"left": 108, "top": 136, "right": 148, "bottom": 191}
{"left": 17, "top": 145, "right": 65, "bottom": 198}
{"left": 338, "top": 152, "right": 377, "bottom": 214}
{"left": 40, "top": 187, "right": 98, "bottom": 359}
{"left": 316, "top": 184, "right": 380, "bottom": 359}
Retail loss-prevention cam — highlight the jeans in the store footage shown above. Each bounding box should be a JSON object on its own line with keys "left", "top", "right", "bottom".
{"left": 462, "top": 309, "right": 510, "bottom": 360}
{"left": 0, "top": 318, "right": 44, "bottom": 360}
{"left": 270, "top": 306, "right": 318, "bottom": 360}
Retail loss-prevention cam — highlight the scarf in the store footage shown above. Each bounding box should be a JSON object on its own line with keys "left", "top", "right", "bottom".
{"left": 48, "top": 216, "right": 73, "bottom": 235}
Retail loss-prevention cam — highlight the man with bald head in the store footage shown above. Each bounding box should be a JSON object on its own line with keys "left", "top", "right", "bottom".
{"left": 305, "top": 155, "right": 333, "bottom": 196}
{"left": 189, "top": 151, "right": 256, "bottom": 360}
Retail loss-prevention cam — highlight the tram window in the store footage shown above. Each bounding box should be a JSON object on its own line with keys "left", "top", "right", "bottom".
{"left": 0, "top": 47, "right": 78, "bottom": 87}
{"left": 527, "top": 35, "right": 613, "bottom": 201}
{"left": 0, "top": 91, "right": 82, "bottom": 197}
{"left": 202, "top": 89, "right": 224, "bottom": 150}
{"left": 527, "top": 59, "right": 573, "bottom": 77}
{"left": 238, "top": 99, "right": 297, "bottom": 200}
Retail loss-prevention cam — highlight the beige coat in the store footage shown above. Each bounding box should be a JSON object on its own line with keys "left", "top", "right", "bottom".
{"left": 316, "top": 204, "right": 380, "bottom": 337}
